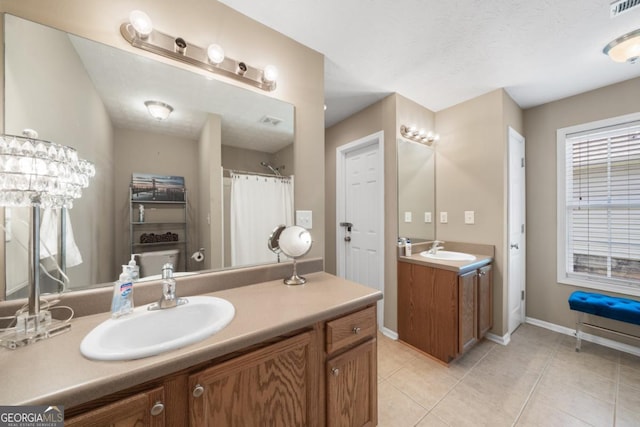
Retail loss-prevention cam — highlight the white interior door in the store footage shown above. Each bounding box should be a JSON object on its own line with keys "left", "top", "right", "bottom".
{"left": 508, "top": 127, "right": 526, "bottom": 334}
{"left": 337, "top": 131, "right": 384, "bottom": 327}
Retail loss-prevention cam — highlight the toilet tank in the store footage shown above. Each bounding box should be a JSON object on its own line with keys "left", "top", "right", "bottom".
{"left": 138, "top": 249, "right": 180, "bottom": 278}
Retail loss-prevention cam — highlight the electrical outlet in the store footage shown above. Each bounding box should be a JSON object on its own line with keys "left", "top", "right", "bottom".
{"left": 464, "top": 210, "right": 475, "bottom": 224}
{"left": 440, "top": 212, "right": 448, "bottom": 223}
{"left": 404, "top": 211, "right": 412, "bottom": 223}
{"left": 424, "top": 212, "right": 432, "bottom": 223}
{"left": 296, "top": 210, "right": 312, "bottom": 229}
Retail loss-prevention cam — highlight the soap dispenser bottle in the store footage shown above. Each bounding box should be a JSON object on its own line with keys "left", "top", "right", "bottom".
{"left": 111, "top": 265, "right": 134, "bottom": 318}
{"left": 128, "top": 255, "right": 140, "bottom": 282}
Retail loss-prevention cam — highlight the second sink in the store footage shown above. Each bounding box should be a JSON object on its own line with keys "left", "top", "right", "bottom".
{"left": 420, "top": 250, "right": 476, "bottom": 261}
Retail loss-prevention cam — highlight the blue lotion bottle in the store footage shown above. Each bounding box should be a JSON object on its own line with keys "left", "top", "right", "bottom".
{"left": 111, "top": 265, "right": 134, "bottom": 318}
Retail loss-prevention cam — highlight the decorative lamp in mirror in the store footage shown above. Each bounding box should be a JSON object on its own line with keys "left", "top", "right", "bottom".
{"left": 274, "top": 225, "right": 312, "bottom": 285}
{"left": 0, "top": 130, "right": 95, "bottom": 349}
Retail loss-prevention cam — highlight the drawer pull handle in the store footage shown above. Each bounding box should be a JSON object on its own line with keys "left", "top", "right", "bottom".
{"left": 352, "top": 327, "right": 361, "bottom": 334}
{"left": 193, "top": 384, "right": 205, "bottom": 398}
{"left": 150, "top": 402, "right": 164, "bottom": 416}
{"left": 331, "top": 367, "right": 340, "bottom": 376}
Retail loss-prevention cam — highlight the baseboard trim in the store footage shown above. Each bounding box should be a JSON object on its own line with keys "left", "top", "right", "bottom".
{"left": 485, "top": 331, "right": 510, "bottom": 346}
{"left": 379, "top": 326, "right": 398, "bottom": 340}
{"left": 525, "top": 316, "right": 640, "bottom": 357}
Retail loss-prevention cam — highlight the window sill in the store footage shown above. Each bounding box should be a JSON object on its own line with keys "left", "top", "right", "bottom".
{"left": 559, "top": 276, "right": 640, "bottom": 298}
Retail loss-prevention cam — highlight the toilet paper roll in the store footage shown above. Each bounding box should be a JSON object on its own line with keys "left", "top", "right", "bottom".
{"left": 191, "top": 251, "right": 205, "bottom": 263}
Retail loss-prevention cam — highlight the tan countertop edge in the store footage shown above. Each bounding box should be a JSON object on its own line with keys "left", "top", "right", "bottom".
{"left": 398, "top": 252, "right": 493, "bottom": 273}
{"left": 0, "top": 272, "right": 382, "bottom": 408}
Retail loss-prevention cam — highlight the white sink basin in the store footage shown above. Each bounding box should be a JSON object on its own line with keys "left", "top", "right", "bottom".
{"left": 420, "top": 250, "right": 476, "bottom": 261}
{"left": 80, "top": 296, "right": 235, "bottom": 361}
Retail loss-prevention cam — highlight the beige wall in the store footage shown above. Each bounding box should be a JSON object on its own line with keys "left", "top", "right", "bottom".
{"left": 325, "top": 93, "right": 435, "bottom": 331}
{"left": 4, "top": 14, "right": 114, "bottom": 293}
{"left": 524, "top": 77, "right": 640, "bottom": 333}
{"left": 435, "top": 89, "right": 522, "bottom": 336}
{"left": 113, "top": 127, "right": 199, "bottom": 273}
{"left": 0, "top": 0, "right": 325, "bottom": 293}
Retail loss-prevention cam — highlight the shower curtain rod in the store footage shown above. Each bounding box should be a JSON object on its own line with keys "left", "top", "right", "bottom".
{"left": 222, "top": 168, "right": 290, "bottom": 179}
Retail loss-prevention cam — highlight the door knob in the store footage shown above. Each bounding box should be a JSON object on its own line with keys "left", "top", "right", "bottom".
{"left": 510, "top": 243, "right": 519, "bottom": 249}
{"left": 344, "top": 236, "right": 351, "bottom": 242}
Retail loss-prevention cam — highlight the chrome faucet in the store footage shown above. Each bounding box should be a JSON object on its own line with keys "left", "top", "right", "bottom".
{"left": 148, "top": 263, "right": 188, "bottom": 311}
{"left": 427, "top": 240, "right": 445, "bottom": 254}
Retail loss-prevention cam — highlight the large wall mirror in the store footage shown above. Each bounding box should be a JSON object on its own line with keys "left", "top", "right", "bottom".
{"left": 2, "top": 14, "right": 295, "bottom": 299}
{"left": 397, "top": 138, "right": 435, "bottom": 242}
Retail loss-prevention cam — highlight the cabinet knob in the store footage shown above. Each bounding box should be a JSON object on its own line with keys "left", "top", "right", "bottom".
{"left": 150, "top": 401, "right": 164, "bottom": 416}
{"left": 352, "top": 327, "right": 361, "bottom": 334}
{"left": 192, "top": 384, "right": 205, "bottom": 398}
{"left": 478, "top": 271, "right": 486, "bottom": 276}
{"left": 331, "top": 367, "right": 340, "bottom": 376}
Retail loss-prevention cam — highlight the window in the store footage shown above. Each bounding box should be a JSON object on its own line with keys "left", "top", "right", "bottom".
{"left": 557, "top": 113, "right": 640, "bottom": 296}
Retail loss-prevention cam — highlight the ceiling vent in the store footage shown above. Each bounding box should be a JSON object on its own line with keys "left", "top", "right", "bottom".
{"left": 610, "top": 0, "right": 640, "bottom": 17}
{"left": 259, "top": 115, "right": 283, "bottom": 126}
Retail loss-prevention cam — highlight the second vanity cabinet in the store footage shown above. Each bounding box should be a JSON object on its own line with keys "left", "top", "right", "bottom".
{"left": 64, "top": 306, "right": 377, "bottom": 427}
{"left": 398, "top": 261, "right": 492, "bottom": 363}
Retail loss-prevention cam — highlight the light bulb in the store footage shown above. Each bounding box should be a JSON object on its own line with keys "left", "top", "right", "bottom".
{"left": 263, "top": 65, "right": 279, "bottom": 83}
{"left": 207, "top": 44, "right": 225, "bottom": 65}
{"left": 129, "top": 10, "right": 153, "bottom": 38}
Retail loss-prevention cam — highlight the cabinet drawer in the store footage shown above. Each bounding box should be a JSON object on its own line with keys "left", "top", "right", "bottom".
{"left": 326, "top": 306, "right": 376, "bottom": 354}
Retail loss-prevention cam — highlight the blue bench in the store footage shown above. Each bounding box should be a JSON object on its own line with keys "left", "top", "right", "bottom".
{"left": 568, "top": 291, "right": 640, "bottom": 351}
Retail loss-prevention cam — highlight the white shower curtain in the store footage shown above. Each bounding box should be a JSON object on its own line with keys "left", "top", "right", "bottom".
{"left": 230, "top": 173, "right": 294, "bottom": 266}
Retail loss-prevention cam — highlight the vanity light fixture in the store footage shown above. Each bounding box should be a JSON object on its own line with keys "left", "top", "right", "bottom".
{"left": 0, "top": 130, "right": 95, "bottom": 349}
{"left": 121, "top": 10, "right": 278, "bottom": 91}
{"left": 145, "top": 100, "right": 174, "bottom": 121}
{"left": 400, "top": 124, "right": 440, "bottom": 145}
{"left": 603, "top": 28, "right": 640, "bottom": 63}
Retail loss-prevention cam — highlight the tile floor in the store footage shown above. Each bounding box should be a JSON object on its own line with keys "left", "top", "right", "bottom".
{"left": 377, "top": 324, "right": 640, "bottom": 426}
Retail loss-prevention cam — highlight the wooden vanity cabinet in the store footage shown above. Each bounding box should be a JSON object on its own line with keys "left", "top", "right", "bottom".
{"left": 398, "top": 261, "right": 493, "bottom": 363}
{"left": 325, "top": 306, "right": 377, "bottom": 427}
{"left": 188, "top": 332, "right": 313, "bottom": 426}
{"left": 65, "top": 306, "right": 378, "bottom": 427}
{"left": 65, "top": 386, "right": 166, "bottom": 427}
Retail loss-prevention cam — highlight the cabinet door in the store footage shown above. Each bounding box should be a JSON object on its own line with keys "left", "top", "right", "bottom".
{"left": 65, "top": 386, "right": 165, "bottom": 427}
{"left": 189, "top": 332, "right": 311, "bottom": 427}
{"left": 397, "top": 261, "right": 429, "bottom": 352}
{"left": 327, "top": 338, "right": 377, "bottom": 427}
{"left": 458, "top": 270, "right": 478, "bottom": 354}
{"left": 477, "top": 265, "right": 493, "bottom": 338}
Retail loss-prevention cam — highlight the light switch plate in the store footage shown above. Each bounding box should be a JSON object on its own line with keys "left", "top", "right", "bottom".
{"left": 440, "top": 212, "right": 448, "bottom": 223}
{"left": 296, "top": 210, "right": 312, "bottom": 229}
{"left": 464, "top": 211, "right": 475, "bottom": 224}
{"left": 424, "top": 212, "right": 432, "bottom": 223}
{"left": 404, "top": 211, "right": 412, "bottom": 223}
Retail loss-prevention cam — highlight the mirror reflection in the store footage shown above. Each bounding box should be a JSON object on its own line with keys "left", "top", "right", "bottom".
{"left": 3, "top": 14, "right": 295, "bottom": 299}
{"left": 397, "top": 138, "right": 435, "bottom": 242}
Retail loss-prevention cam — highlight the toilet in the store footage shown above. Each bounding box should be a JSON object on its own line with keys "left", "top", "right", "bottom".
{"left": 138, "top": 249, "right": 180, "bottom": 278}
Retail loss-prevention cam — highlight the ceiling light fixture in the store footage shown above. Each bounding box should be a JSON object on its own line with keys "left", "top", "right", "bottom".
{"left": 121, "top": 10, "right": 278, "bottom": 91}
{"left": 145, "top": 100, "right": 173, "bottom": 121}
{"left": 603, "top": 28, "right": 640, "bottom": 64}
{"left": 400, "top": 125, "right": 439, "bottom": 145}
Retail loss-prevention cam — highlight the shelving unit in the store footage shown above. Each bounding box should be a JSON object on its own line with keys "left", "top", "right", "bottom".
{"left": 129, "top": 188, "right": 188, "bottom": 272}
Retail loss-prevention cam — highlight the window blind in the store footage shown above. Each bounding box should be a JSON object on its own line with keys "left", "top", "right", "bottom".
{"left": 564, "top": 120, "right": 640, "bottom": 285}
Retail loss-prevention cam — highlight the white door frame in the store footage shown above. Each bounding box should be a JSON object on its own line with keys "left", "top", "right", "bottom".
{"left": 336, "top": 131, "right": 385, "bottom": 327}
{"left": 507, "top": 126, "right": 526, "bottom": 333}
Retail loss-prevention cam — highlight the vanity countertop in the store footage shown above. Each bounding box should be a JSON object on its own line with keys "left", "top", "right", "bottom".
{"left": 0, "top": 272, "right": 382, "bottom": 408}
{"left": 398, "top": 252, "right": 493, "bottom": 273}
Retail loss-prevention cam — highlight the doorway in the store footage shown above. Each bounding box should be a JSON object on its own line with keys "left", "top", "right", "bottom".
{"left": 336, "top": 131, "right": 384, "bottom": 327}
{"left": 508, "top": 127, "right": 526, "bottom": 334}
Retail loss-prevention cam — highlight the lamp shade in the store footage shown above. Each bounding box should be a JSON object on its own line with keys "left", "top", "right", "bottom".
{"left": 0, "top": 133, "right": 95, "bottom": 208}
{"left": 604, "top": 28, "right": 640, "bottom": 63}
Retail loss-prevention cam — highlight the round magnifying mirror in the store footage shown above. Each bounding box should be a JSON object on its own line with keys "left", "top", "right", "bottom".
{"left": 277, "top": 225, "right": 312, "bottom": 285}
{"left": 268, "top": 224, "right": 286, "bottom": 261}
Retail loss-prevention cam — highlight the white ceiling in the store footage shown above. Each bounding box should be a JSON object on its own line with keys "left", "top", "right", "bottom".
{"left": 219, "top": 0, "right": 640, "bottom": 127}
